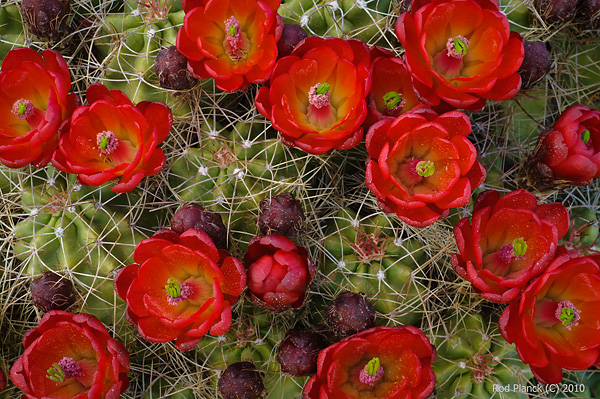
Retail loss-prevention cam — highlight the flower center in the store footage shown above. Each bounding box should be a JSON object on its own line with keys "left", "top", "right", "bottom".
{"left": 165, "top": 278, "right": 194, "bottom": 305}
{"left": 46, "top": 357, "right": 83, "bottom": 383}
{"left": 415, "top": 160, "right": 435, "bottom": 177}
{"left": 497, "top": 238, "right": 527, "bottom": 264}
{"left": 224, "top": 16, "right": 246, "bottom": 61}
{"left": 383, "top": 91, "right": 406, "bottom": 116}
{"left": 308, "top": 83, "right": 331, "bottom": 109}
{"left": 447, "top": 36, "right": 469, "bottom": 59}
{"left": 582, "top": 129, "right": 591, "bottom": 144}
{"left": 359, "top": 357, "right": 384, "bottom": 386}
{"left": 11, "top": 99, "right": 35, "bottom": 120}
{"left": 555, "top": 301, "right": 581, "bottom": 330}
{"left": 96, "top": 131, "right": 119, "bottom": 155}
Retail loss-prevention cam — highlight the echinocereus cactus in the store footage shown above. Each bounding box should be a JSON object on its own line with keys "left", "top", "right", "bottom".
{"left": 321, "top": 207, "right": 427, "bottom": 324}
{"left": 12, "top": 170, "right": 144, "bottom": 324}
{"left": 434, "top": 313, "right": 532, "bottom": 398}
{"left": 95, "top": 0, "right": 192, "bottom": 116}
{"left": 167, "top": 119, "right": 309, "bottom": 252}
{"left": 278, "top": 0, "right": 394, "bottom": 45}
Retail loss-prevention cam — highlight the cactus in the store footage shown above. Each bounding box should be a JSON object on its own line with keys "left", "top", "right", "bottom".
{"left": 320, "top": 207, "right": 428, "bottom": 325}
{"left": 0, "top": 6, "right": 25, "bottom": 62}
{"left": 94, "top": 0, "right": 191, "bottom": 116}
{"left": 278, "top": 0, "right": 393, "bottom": 44}
{"left": 11, "top": 169, "right": 149, "bottom": 324}
{"left": 433, "top": 313, "right": 533, "bottom": 399}
{"left": 167, "top": 119, "right": 312, "bottom": 253}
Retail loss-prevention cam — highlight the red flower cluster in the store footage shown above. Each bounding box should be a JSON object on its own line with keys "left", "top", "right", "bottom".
{"left": 255, "top": 37, "right": 371, "bottom": 154}
{"left": 0, "top": 48, "right": 78, "bottom": 168}
{"left": 52, "top": 84, "right": 171, "bottom": 193}
{"left": 303, "top": 326, "right": 436, "bottom": 399}
{"left": 244, "top": 234, "right": 313, "bottom": 312}
{"left": 452, "top": 189, "right": 569, "bottom": 303}
{"left": 500, "top": 252, "right": 600, "bottom": 384}
{"left": 396, "top": 0, "right": 524, "bottom": 111}
{"left": 114, "top": 228, "right": 246, "bottom": 351}
{"left": 365, "top": 108, "right": 486, "bottom": 227}
{"left": 177, "top": 0, "right": 282, "bottom": 92}
{"left": 10, "top": 311, "right": 130, "bottom": 399}
{"left": 528, "top": 104, "right": 600, "bottom": 188}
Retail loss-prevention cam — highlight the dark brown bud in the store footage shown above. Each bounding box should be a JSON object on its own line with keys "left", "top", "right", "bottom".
{"left": 21, "top": 0, "right": 70, "bottom": 42}
{"left": 171, "top": 204, "right": 228, "bottom": 249}
{"left": 30, "top": 272, "right": 77, "bottom": 312}
{"left": 258, "top": 192, "right": 305, "bottom": 238}
{"left": 277, "top": 329, "right": 327, "bottom": 376}
{"left": 325, "top": 291, "right": 376, "bottom": 338}
{"left": 154, "top": 46, "right": 198, "bottom": 90}
{"left": 518, "top": 41, "right": 552, "bottom": 90}
{"left": 218, "top": 362, "right": 265, "bottom": 399}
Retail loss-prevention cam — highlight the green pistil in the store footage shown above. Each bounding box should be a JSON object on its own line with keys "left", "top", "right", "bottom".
{"left": 365, "top": 357, "right": 380, "bottom": 376}
{"left": 453, "top": 38, "right": 468, "bottom": 56}
{"left": 315, "top": 83, "right": 330, "bottom": 95}
{"left": 165, "top": 278, "right": 181, "bottom": 298}
{"left": 416, "top": 160, "right": 435, "bottom": 177}
{"left": 228, "top": 25, "right": 237, "bottom": 36}
{"left": 99, "top": 135, "right": 109, "bottom": 151}
{"left": 559, "top": 308, "right": 576, "bottom": 326}
{"left": 582, "top": 129, "right": 591, "bottom": 144}
{"left": 17, "top": 101, "right": 27, "bottom": 115}
{"left": 512, "top": 238, "right": 527, "bottom": 258}
{"left": 46, "top": 363, "right": 66, "bottom": 383}
{"left": 383, "top": 91, "right": 403, "bottom": 110}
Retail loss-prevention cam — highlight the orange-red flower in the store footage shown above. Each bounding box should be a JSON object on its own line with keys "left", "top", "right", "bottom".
{"left": 114, "top": 228, "right": 246, "bottom": 351}
{"left": 452, "top": 189, "right": 570, "bottom": 303}
{"left": 499, "top": 252, "right": 600, "bottom": 384}
{"left": 177, "top": 0, "right": 282, "bottom": 92}
{"left": 52, "top": 84, "right": 171, "bottom": 193}
{"left": 364, "top": 47, "right": 423, "bottom": 128}
{"left": 303, "top": 326, "right": 436, "bottom": 399}
{"left": 365, "top": 108, "right": 486, "bottom": 227}
{"left": 255, "top": 37, "right": 371, "bottom": 154}
{"left": 10, "top": 311, "right": 130, "bottom": 399}
{"left": 528, "top": 104, "right": 600, "bottom": 188}
{"left": 395, "top": 0, "right": 524, "bottom": 111}
{"left": 0, "top": 48, "right": 78, "bottom": 168}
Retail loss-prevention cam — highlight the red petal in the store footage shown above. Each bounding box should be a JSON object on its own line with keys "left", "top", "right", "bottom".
{"left": 113, "top": 264, "right": 141, "bottom": 301}
{"left": 219, "top": 256, "right": 247, "bottom": 298}
{"left": 535, "top": 203, "right": 569, "bottom": 239}
{"left": 137, "top": 316, "right": 180, "bottom": 342}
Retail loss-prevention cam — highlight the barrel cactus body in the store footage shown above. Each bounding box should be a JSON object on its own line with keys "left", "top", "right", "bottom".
{"left": 12, "top": 170, "right": 146, "bottom": 324}
{"left": 94, "top": 0, "right": 191, "bottom": 115}
{"left": 434, "top": 313, "right": 533, "bottom": 399}
{"left": 279, "top": 0, "right": 393, "bottom": 44}
{"left": 321, "top": 207, "right": 427, "bottom": 325}
{"left": 168, "top": 120, "right": 310, "bottom": 253}
{"left": 0, "top": 6, "right": 25, "bottom": 62}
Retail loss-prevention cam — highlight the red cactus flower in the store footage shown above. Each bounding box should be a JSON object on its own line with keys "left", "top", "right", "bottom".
{"left": 0, "top": 48, "right": 78, "bottom": 168}
{"left": 52, "top": 84, "right": 171, "bottom": 193}
{"left": 499, "top": 251, "right": 600, "bottom": 384}
{"left": 176, "top": 0, "right": 283, "bottom": 92}
{"left": 303, "top": 326, "right": 436, "bottom": 399}
{"left": 528, "top": 104, "right": 600, "bottom": 189}
{"left": 364, "top": 47, "right": 424, "bottom": 128}
{"left": 113, "top": 228, "right": 246, "bottom": 351}
{"left": 365, "top": 108, "right": 486, "bottom": 227}
{"left": 395, "top": 0, "right": 524, "bottom": 111}
{"left": 451, "top": 189, "right": 570, "bottom": 303}
{"left": 10, "top": 311, "right": 130, "bottom": 399}
{"left": 255, "top": 37, "right": 371, "bottom": 154}
{"left": 244, "top": 234, "right": 314, "bottom": 312}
